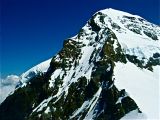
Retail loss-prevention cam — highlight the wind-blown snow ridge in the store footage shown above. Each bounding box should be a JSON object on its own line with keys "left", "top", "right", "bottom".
{"left": 100, "top": 8, "right": 142, "bottom": 19}
{"left": 20, "top": 58, "right": 51, "bottom": 83}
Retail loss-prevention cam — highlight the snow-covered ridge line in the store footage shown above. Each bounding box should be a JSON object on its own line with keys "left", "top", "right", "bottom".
{"left": 100, "top": 8, "right": 143, "bottom": 19}
{"left": 20, "top": 58, "right": 52, "bottom": 83}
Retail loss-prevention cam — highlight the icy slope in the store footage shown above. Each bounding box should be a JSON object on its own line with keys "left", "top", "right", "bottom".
{"left": 120, "top": 109, "right": 147, "bottom": 120}
{"left": 114, "top": 63, "right": 159, "bottom": 119}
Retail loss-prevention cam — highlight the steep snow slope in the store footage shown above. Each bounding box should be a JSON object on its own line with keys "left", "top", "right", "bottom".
{"left": 114, "top": 63, "right": 159, "bottom": 119}
{"left": 121, "top": 109, "right": 147, "bottom": 120}
{"left": 0, "top": 8, "right": 159, "bottom": 120}
{"left": 20, "top": 58, "right": 51, "bottom": 83}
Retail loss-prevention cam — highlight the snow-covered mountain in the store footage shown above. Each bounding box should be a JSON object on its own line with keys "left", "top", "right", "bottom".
{"left": 0, "top": 8, "right": 159, "bottom": 120}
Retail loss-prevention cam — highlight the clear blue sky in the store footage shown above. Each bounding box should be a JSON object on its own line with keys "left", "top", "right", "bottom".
{"left": 1, "top": 0, "right": 160, "bottom": 78}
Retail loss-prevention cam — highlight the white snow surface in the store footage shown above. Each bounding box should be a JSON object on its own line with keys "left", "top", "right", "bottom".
{"left": 121, "top": 109, "right": 147, "bottom": 120}
{"left": 114, "top": 62, "right": 160, "bottom": 120}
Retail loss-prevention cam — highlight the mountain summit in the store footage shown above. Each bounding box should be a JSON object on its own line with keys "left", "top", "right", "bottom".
{"left": 0, "top": 8, "right": 159, "bottom": 120}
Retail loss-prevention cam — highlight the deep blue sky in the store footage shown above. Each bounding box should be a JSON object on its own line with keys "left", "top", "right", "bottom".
{"left": 1, "top": 0, "right": 160, "bottom": 78}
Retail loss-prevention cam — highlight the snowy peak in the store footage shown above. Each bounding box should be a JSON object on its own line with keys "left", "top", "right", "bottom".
{"left": 76, "top": 8, "right": 160, "bottom": 70}
{"left": 0, "top": 8, "right": 159, "bottom": 120}
{"left": 101, "top": 8, "right": 140, "bottom": 16}
{"left": 91, "top": 8, "right": 160, "bottom": 40}
{"left": 100, "top": 8, "right": 144, "bottom": 22}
